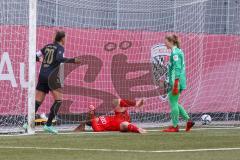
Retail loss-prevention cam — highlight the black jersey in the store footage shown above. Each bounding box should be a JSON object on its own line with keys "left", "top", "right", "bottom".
{"left": 38, "top": 43, "right": 74, "bottom": 81}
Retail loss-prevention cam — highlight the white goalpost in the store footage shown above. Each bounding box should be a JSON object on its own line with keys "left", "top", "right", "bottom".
{"left": 27, "top": 0, "right": 37, "bottom": 134}
{"left": 0, "top": 0, "right": 37, "bottom": 134}
{"left": 0, "top": 0, "right": 240, "bottom": 134}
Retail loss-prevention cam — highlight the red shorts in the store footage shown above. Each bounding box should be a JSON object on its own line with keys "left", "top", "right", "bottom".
{"left": 91, "top": 111, "right": 130, "bottom": 132}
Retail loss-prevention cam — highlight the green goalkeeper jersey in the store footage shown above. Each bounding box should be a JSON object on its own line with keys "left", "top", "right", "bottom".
{"left": 168, "top": 46, "right": 187, "bottom": 91}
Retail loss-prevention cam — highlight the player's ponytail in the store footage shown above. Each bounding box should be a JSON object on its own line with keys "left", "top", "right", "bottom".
{"left": 165, "top": 34, "right": 180, "bottom": 48}
{"left": 54, "top": 31, "right": 65, "bottom": 43}
{"left": 172, "top": 34, "right": 180, "bottom": 48}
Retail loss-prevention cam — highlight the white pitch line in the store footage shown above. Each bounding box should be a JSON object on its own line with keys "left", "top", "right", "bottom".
{"left": 148, "top": 127, "right": 240, "bottom": 132}
{"left": 0, "top": 146, "right": 240, "bottom": 153}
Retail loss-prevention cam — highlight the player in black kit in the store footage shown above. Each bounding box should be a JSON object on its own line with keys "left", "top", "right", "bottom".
{"left": 35, "top": 31, "right": 80, "bottom": 134}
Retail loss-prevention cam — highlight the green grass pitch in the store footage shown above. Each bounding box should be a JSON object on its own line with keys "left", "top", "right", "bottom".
{"left": 0, "top": 128, "right": 240, "bottom": 160}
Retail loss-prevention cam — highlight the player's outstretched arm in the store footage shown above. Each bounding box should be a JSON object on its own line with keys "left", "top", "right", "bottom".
{"left": 74, "top": 105, "right": 98, "bottom": 132}
{"left": 55, "top": 46, "right": 81, "bottom": 64}
{"left": 58, "top": 57, "right": 81, "bottom": 64}
{"left": 74, "top": 122, "right": 86, "bottom": 132}
{"left": 138, "top": 128, "right": 147, "bottom": 134}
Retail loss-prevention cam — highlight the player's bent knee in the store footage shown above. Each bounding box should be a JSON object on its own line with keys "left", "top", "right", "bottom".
{"left": 51, "top": 89, "right": 63, "bottom": 101}
{"left": 35, "top": 90, "right": 46, "bottom": 102}
{"left": 112, "top": 99, "right": 120, "bottom": 106}
{"left": 120, "top": 121, "right": 130, "bottom": 132}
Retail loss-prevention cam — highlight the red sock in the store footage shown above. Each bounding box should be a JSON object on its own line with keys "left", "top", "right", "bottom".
{"left": 120, "top": 99, "right": 136, "bottom": 107}
{"left": 127, "top": 124, "right": 139, "bottom": 133}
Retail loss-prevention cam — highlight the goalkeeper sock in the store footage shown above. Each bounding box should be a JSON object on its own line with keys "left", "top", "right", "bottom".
{"left": 46, "top": 100, "right": 62, "bottom": 126}
{"left": 35, "top": 101, "right": 42, "bottom": 113}
{"left": 178, "top": 104, "right": 190, "bottom": 121}
{"left": 170, "top": 108, "right": 180, "bottom": 128}
{"left": 127, "top": 124, "right": 139, "bottom": 133}
{"left": 120, "top": 99, "right": 136, "bottom": 107}
{"left": 168, "top": 92, "right": 180, "bottom": 127}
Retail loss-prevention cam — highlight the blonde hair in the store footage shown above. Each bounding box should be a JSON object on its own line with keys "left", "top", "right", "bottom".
{"left": 165, "top": 34, "right": 180, "bottom": 48}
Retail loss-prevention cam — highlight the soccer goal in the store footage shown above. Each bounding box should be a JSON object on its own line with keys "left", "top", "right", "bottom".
{"left": 0, "top": 0, "right": 240, "bottom": 134}
{"left": 0, "top": 0, "right": 36, "bottom": 134}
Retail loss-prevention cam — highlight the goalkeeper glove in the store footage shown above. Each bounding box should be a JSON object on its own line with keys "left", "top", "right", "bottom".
{"left": 172, "top": 79, "right": 179, "bottom": 95}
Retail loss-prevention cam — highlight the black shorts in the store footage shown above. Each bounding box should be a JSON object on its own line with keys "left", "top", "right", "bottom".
{"left": 36, "top": 77, "right": 61, "bottom": 93}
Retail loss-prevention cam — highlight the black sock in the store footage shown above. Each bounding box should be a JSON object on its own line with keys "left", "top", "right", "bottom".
{"left": 35, "top": 101, "right": 42, "bottom": 113}
{"left": 46, "top": 100, "right": 62, "bottom": 126}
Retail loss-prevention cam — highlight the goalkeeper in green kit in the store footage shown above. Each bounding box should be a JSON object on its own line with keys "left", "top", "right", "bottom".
{"left": 162, "top": 34, "right": 195, "bottom": 132}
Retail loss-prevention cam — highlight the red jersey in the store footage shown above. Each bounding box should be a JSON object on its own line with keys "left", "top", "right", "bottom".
{"left": 92, "top": 111, "right": 130, "bottom": 132}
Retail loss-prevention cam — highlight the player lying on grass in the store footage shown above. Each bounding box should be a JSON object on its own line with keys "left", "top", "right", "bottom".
{"left": 74, "top": 99, "right": 147, "bottom": 134}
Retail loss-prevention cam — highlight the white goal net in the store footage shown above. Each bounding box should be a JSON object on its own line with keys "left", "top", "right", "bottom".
{"left": 0, "top": 0, "right": 240, "bottom": 134}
